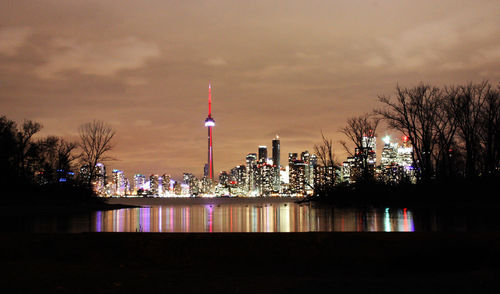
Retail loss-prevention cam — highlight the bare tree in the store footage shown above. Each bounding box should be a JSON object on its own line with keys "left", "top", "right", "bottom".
{"left": 339, "top": 113, "right": 379, "bottom": 183}
{"left": 57, "top": 139, "right": 78, "bottom": 172}
{"left": 433, "top": 87, "right": 459, "bottom": 178}
{"left": 78, "top": 120, "right": 115, "bottom": 186}
{"left": 314, "top": 132, "right": 338, "bottom": 193}
{"left": 479, "top": 84, "right": 500, "bottom": 174}
{"left": 315, "top": 132, "right": 336, "bottom": 168}
{"left": 34, "top": 136, "right": 78, "bottom": 183}
{"left": 17, "top": 120, "right": 42, "bottom": 177}
{"left": 377, "top": 84, "right": 441, "bottom": 183}
{"left": 0, "top": 116, "right": 18, "bottom": 180}
{"left": 448, "top": 82, "right": 490, "bottom": 178}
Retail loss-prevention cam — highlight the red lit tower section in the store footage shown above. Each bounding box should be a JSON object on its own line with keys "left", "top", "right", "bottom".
{"left": 204, "top": 84, "right": 215, "bottom": 181}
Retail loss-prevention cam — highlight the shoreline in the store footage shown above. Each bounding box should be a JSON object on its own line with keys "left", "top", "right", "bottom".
{"left": 0, "top": 202, "right": 139, "bottom": 216}
{"left": 105, "top": 196, "right": 303, "bottom": 206}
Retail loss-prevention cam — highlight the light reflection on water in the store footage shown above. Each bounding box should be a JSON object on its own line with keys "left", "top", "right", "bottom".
{"left": 93, "top": 203, "right": 415, "bottom": 233}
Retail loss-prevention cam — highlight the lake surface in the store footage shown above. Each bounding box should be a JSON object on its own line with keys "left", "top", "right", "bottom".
{"left": 3, "top": 197, "right": 499, "bottom": 233}
{"left": 92, "top": 204, "right": 414, "bottom": 233}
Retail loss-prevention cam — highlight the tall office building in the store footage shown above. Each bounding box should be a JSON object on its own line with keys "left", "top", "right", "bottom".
{"left": 397, "top": 136, "right": 416, "bottom": 183}
{"left": 204, "top": 84, "right": 215, "bottom": 181}
{"left": 183, "top": 173, "right": 198, "bottom": 195}
{"left": 380, "top": 136, "right": 400, "bottom": 184}
{"left": 112, "top": 169, "right": 126, "bottom": 196}
{"left": 149, "top": 174, "right": 159, "bottom": 195}
{"left": 257, "top": 162, "right": 274, "bottom": 196}
{"left": 396, "top": 136, "right": 413, "bottom": 168}
{"left": 218, "top": 171, "right": 230, "bottom": 186}
{"left": 93, "top": 163, "right": 106, "bottom": 196}
{"left": 258, "top": 146, "right": 268, "bottom": 163}
{"left": 79, "top": 165, "right": 91, "bottom": 185}
{"left": 381, "top": 136, "right": 398, "bottom": 167}
{"left": 161, "top": 174, "right": 171, "bottom": 195}
{"left": 272, "top": 135, "right": 280, "bottom": 192}
{"left": 301, "top": 150, "right": 315, "bottom": 193}
{"left": 173, "top": 181, "right": 182, "bottom": 195}
{"left": 362, "top": 133, "right": 377, "bottom": 166}
{"left": 340, "top": 132, "right": 377, "bottom": 183}
{"left": 246, "top": 153, "right": 257, "bottom": 194}
{"left": 230, "top": 165, "right": 247, "bottom": 192}
{"left": 289, "top": 159, "right": 306, "bottom": 195}
{"left": 315, "top": 164, "right": 336, "bottom": 187}
{"left": 183, "top": 173, "right": 195, "bottom": 185}
{"left": 124, "top": 178, "right": 130, "bottom": 196}
{"left": 134, "top": 174, "right": 146, "bottom": 194}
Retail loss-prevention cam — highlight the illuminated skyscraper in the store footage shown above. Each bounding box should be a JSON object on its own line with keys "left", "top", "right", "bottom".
{"left": 204, "top": 84, "right": 215, "bottom": 181}
{"left": 379, "top": 136, "right": 398, "bottom": 183}
{"left": 134, "top": 174, "right": 146, "bottom": 194}
{"left": 289, "top": 159, "right": 306, "bottom": 195}
{"left": 257, "top": 162, "right": 274, "bottom": 196}
{"left": 396, "top": 136, "right": 413, "bottom": 168}
{"left": 397, "top": 136, "right": 416, "bottom": 183}
{"left": 112, "top": 169, "right": 126, "bottom": 196}
{"left": 258, "top": 146, "right": 267, "bottom": 163}
{"left": 92, "top": 163, "right": 106, "bottom": 196}
{"left": 301, "top": 150, "right": 315, "bottom": 193}
{"left": 219, "top": 171, "right": 230, "bottom": 186}
{"left": 381, "top": 136, "right": 398, "bottom": 168}
{"left": 340, "top": 132, "right": 377, "bottom": 183}
{"left": 161, "top": 174, "right": 171, "bottom": 194}
{"left": 362, "top": 132, "right": 377, "bottom": 166}
{"left": 272, "top": 135, "right": 280, "bottom": 192}
{"left": 149, "top": 174, "right": 159, "bottom": 195}
{"left": 246, "top": 153, "right": 257, "bottom": 193}
{"left": 183, "top": 173, "right": 198, "bottom": 195}
{"left": 230, "top": 165, "right": 247, "bottom": 192}
{"left": 288, "top": 153, "right": 298, "bottom": 165}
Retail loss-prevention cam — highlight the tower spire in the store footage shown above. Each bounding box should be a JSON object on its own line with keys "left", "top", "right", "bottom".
{"left": 208, "top": 83, "right": 212, "bottom": 117}
{"left": 204, "top": 83, "right": 215, "bottom": 182}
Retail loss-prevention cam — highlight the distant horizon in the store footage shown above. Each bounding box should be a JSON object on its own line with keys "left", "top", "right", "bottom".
{"left": 25, "top": 115, "right": 409, "bottom": 182}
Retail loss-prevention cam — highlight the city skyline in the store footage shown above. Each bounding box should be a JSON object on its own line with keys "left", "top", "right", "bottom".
{"left": 1, "top": 0, "right": 500, "bottom": 179}
{"left": 91, "top": 130, "right": 415, "bottom": 197}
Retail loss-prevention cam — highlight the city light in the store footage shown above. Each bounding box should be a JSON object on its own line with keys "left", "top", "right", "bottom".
{"left": 88, "top": 89, "right": 418, "bottom": 198}
{"left": 204, "top": 120, "right": 215, "bottom": 127}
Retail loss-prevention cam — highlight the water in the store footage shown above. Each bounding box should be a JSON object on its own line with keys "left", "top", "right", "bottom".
{"left": 2, "top": 198, "right": 498, "bottom": 233}
{"left": 91, "top": 204, "right": 415, "bottom": 233}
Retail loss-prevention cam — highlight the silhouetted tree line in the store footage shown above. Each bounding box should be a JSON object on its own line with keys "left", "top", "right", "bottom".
{"left": 312, "top": 81, "right": 500, "bottom": 205}
{"left": 378, "top": 81, "right": 500, "bottom": 182}
{"left": 0, "top": 115, "right": 114, "bottom": 204}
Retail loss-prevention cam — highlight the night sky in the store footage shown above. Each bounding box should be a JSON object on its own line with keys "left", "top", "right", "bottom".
{"left": 1, "top": 0, "right": 499, "bottom": 180}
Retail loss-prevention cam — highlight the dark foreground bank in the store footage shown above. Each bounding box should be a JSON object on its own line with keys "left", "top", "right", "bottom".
{"left": 1, "top": 233, "right": 500, "bottom": 293}
{"left": 307, "top": 176, "right": 500, "bottom": 208}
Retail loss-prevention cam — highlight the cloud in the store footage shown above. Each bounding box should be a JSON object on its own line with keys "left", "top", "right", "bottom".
{"left": 478, "top": 46, "right": 500, "bottom": 62}
{"left": 357, "top": 2, "right": 500, "bottom": 74}
{"left": 134, "top": 120, "right": 152, "bottom": 127}
{"left": 364, "top": 55, "right": 386, "bottom": 68}
{"left": 295, "top": 52, "right": 320, "bottom": 59}
{"left": 34, "top": 37, "right": 160, "bottom": 78}
{"left": 205, "top": 57, "right": 228, "bottom": 66}
{"left": 0, "top": 27, "right": 32, "bottom": 56}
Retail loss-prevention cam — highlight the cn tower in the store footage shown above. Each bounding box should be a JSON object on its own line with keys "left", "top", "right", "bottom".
{"left": 204, "top": 84, "right": 215, "bottom": 181}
